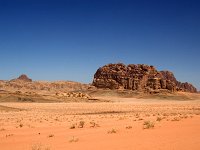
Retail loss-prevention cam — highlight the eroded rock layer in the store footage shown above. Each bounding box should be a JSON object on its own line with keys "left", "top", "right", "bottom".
{"left": 93, "top": 63, "right": 197, "bottom": 93}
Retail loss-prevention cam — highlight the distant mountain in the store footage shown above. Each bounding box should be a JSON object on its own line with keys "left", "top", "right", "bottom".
{"left": 11, "top": 74, "right": 32, "bottom": 82}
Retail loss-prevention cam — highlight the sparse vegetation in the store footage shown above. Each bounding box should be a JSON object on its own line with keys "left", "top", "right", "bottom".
{"left": 90, "top": 121, "right": 99, "bottom": 128}
{"left": 48, "top": 134, "right": 54, "bottom": 138}
{"left": 78, "top": 121, "right": 85, "bottom": 128}
{"left": 181, "top": 115, "right": 188, "bottom": 119}
{"left": 125, "top": 126, "right": 132, "bottom": 129}
{"left": 31, "top": 144, "right": 42, "bottom": 150}
{"left": 143, "top": 121, "right": 155, "bottom": 129}
{"left": 163, "top": 113, "right": 168, "bottom": 117}
{"left": 31, "top": 144, "right": 50, "bottom": 150}
{"left": 138, "top": 118, "right": 143, "bottom": 121}
{"left": 69, "top": 136, "right": 79, "bottom": 143}
{"left": 135, "top": 113, "right": 140, "bottom": 118}
{"left": 0, "top": 128, "right": 5, "bottom": 131}
{"left": 1, "top": 97, "right": 200, "bottom": 150}
{"left": 156, "top": 117, "right": 162, "bottom": 122}
{"left": 19, "top": 123, "right": 23, "bottom": 128}
{"left": 107, "top": 128, "right": 117, "bottom": 134}
{"left": 145, "top": 114, "right": 150, "bottom": 117}
{"left": 171, "top": 117, "right": 180, "bottom": 121}
{"left": 69, "top": 124, "right": 76, "bottom": 129}
{"left": 6, "top": 134, "right": 14, "bottom": 137}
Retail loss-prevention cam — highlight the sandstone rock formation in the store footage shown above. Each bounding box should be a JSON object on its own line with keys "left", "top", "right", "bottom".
{"left": 93, "top": 63, "right": 197, "bottom": 93}
{"left": 160, "top": 71, "right": 197, "bottom": 93}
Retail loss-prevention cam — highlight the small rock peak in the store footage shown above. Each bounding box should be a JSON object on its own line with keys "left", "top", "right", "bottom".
{"left": 17, "top": 74, "right": 32, "bottom": 82}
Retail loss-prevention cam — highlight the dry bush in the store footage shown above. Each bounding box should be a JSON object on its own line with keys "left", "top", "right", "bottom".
{"left": 143, "top": 121, "right": 155, "bottom": 129}
{"left": 78, "top": 121, "right": 85, "bottom": 128}
{"left": 31, "top": 144, "right": 42, "bottom": 150}
{"left": 48, "top": 134, "right": 54, "bottom": 138}
{"left": 19, "top": 123, "right": 23, "bottom": 128}
{"left": 107, "top": 128, "right": 117, "bottom": 134}
{"left": 31, "top": 144, "right": 50, "bottom": 150}
{"left": 171, "top": 117, "right": 180, "bottom": 121}
{"left": 90, "top": 121, "right": 99, "bottom": 128}
{"left": 69, "top": 124, "right": 76, "bottom": 129}
{"left": 156, "top": 117, "right": 162, "bottom": 122}
{"left": 125, "top": 126, "right": 132, "bottom": 129}
{"left": 69, "top": 136, "right": 79, "bottom": 143}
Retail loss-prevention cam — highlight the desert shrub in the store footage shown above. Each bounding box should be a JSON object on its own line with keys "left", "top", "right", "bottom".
{"left": 143, "top": 121, "right": 154, "bottom": 129}
{"left": 156, "top": 117, "right": 162, "bottom": 122}
{"left": 107, "top": 128, "right": 117, "bottom": 134}
{"left": 78, "top": 121, "right": 85, "bottom": 128}
{"left": 69, "top": 136, "right": 79, "bottom": 143}
{"left": 69, "top": 124, "right": 76, "bottom": 129}
{"left": 171, "top": 117, "right": 180, "bottom": 121}
{"left": 31, "top": 144, "right": 42, "bottom": 150}
{"left": 19, "top": 123, "right": 23, "bottom": 128}
{"left": 48, "top": 134, "right": 54, "bottom": 138}
{"left": 90, "top": 121, "right": 99, "bottom": 128}
{"left": 125, "top": 126, "right": 132, "bottom": 129}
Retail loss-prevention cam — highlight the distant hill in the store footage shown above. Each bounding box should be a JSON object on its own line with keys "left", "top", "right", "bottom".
{"left": 0, "top": 74, "right": 90, "bottom": 94}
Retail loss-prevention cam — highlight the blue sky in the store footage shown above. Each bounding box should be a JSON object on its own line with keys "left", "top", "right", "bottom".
{"left": 0, "top": 0, "right": 200, "bottom": 90}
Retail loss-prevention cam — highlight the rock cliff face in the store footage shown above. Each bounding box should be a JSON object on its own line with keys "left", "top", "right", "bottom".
{"left": 160, "top": 71, "right": 197, "bottom": 93}
{"left": 92, "top": 63, "right": 197, "bottom": 93}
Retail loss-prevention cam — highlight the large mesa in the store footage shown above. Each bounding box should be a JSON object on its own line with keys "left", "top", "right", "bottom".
{"left": 92, "top": 63, "right": 197, "bottom": 93}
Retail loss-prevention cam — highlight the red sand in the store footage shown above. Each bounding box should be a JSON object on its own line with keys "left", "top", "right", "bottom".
{"left": 0, "top": 101, "right": 200, "bottom": 150}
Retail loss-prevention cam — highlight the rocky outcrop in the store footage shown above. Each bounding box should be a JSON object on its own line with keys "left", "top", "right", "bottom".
{"left": 160, "top": 71, "right": 197, "bottom": 93}
{"left": 177, "top": 82, "right": 197, "bottom": 93}
{"left": 92, "top": 63, "right": 197, "bottom": 93}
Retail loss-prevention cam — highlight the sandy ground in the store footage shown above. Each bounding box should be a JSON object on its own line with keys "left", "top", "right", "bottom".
{"left": 0, "top": 98, "right": 200, "bottom": 150}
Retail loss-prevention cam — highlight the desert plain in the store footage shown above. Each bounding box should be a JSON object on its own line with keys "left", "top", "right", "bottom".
{"left": 0, "top": 92, "right": 200, "bottom": 150}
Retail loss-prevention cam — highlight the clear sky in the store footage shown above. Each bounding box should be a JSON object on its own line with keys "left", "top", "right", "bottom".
{"left": 0, "top": 0, "right": 200, "bottom": 90}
